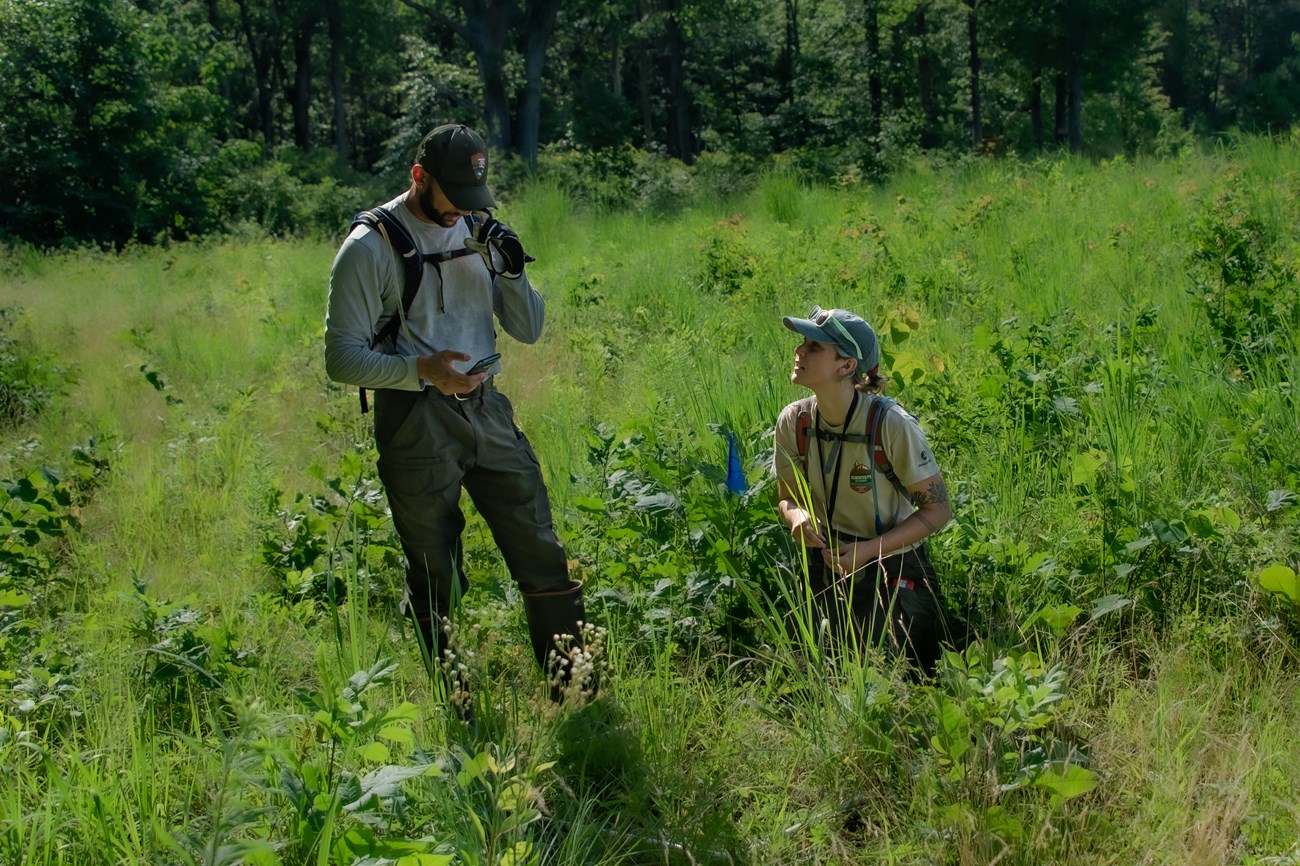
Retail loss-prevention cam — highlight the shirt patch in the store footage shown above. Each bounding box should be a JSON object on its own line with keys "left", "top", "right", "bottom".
{"left": 849, "top": 461, "right": 874, "bottom": 493}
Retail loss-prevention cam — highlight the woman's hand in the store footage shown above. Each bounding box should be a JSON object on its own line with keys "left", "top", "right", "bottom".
{"left": 821, "top": 540, "right": 882, "bottom": 579}
{"left": 787, "top": 507, "right": 827, "bottom": 550}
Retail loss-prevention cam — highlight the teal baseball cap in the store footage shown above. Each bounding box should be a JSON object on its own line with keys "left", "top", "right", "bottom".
{"left": 783, "top": 306, "right": 880, "bottom": 371}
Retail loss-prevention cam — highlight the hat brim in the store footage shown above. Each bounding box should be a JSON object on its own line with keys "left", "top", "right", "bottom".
{"left": 783, "top": 316, "right": 858, "bottom": 359}
{"left": 439, "top": 180, "right": 497, "bottom": 212}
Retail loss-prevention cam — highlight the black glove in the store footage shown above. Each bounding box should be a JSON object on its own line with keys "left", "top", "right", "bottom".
{"left": 464, "top": 216, "right": 535, "bottom": 278}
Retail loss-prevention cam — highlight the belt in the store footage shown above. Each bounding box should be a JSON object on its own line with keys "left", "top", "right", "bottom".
{"left": 445, "top": 376, "right": 492, "bottom": 402}
{"left": 421, "top": 371, "right": 491, "bottom": 397}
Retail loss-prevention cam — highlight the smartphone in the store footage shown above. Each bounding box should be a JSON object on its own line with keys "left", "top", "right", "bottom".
{"left": 466, "top": 353, "right": 501, "bottom": 375}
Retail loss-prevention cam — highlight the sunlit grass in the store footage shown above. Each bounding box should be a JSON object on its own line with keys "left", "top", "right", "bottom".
{"left": 0, "top": 137, "right": 1297, "bottom": 864}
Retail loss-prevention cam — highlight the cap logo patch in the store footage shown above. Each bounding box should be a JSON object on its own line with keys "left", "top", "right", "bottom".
{"left": 471, "top": 152, "right": 487, "bottom": 180}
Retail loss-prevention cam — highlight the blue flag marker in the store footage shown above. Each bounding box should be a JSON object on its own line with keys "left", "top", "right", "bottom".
{"left": 725, "top": 433, "right": 748, "bottom": 495}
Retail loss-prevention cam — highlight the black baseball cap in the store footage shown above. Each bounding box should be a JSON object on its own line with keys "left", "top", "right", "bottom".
{"left": 416, "top": 124, "right": 497, "bottom": 211}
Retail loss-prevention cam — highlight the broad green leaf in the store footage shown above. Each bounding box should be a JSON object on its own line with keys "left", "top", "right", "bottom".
{"left": 1185, "top": 511, "right": 1218, "bottom": 540}
{"left": 0, "top": 590, "right": 30, "bottom": 608}
{"left": 378, "top": 724, "right": 414, "bottom": 746}
{"left": 930, "top": 698, "right": 970, "bottom": 762}
{"left": 1208, "top": 505, "right": 1241, "bottom": 533}
{"left": 1020, "top": 552, "right": 1054, "bottom": 576}
{"left": 396, "top": 855, "right": 455, "bottom": 866}
{"left": 1034, "top": 765, "right": 1099, "bottom": 799}
{"left": 1069, "top": 450, "right": 1105, "bottom": 487}
{"left": 358, "top": 741, "right": 390, "bottom": 763}
{"left": 1258, "top": 565, "right": 1299, "bottom": 603}
{"left": 890, "top": 350, "right": 927, "bottom": 386}
{"left": 496, "top": 780, "right": 528, "bottom": 812}
{"left": 630, "top": 492, "right": 681, "bottom": 515}
{"left": 1150, "top": 518, "right": 1189, "bottom": 547}
{"left": 333, "top": 826, "right": 377, "bottom": 859}
{"left": 1025, "top": 603, "right": 1081, "bottom": 637}
{"left": 572, "top": 495, "right": 606, "bottom": 514}
{"left": 982, "top": 805, "right": 1025, "bottom": 841}
{"left": 497, "top": 840, "right": 537, "bottom": 866}
{"left": 380, "top": 701, "right": 421, "bottom": 723}
{"left": 1089, "top": 594, "right": 1133, "bottom": 620}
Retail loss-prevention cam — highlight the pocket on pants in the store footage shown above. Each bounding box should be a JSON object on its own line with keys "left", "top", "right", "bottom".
{"left": 373, "top": 388, "right": 422, "bottom": 454}
{"left": 378, "top": 454, "right": 447, "bottom": 499}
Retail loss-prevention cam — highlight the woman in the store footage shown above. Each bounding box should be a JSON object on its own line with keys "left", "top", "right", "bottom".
{"left": 774, "top": 306, "right": 953, "bottom": 675}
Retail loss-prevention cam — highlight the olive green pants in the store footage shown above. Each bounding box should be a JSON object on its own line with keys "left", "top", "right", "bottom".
{"left": 373, "top": 382, "right": 570, "bottom": 633}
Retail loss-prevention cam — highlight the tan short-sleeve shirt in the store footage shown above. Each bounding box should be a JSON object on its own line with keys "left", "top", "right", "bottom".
{"left": 774, "top": 394, "right": 939, "bottom": 547}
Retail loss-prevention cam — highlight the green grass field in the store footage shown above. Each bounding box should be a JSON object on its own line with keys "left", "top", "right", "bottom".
{"left": 1, "top": 135, "right": 1298, "bottom": 865}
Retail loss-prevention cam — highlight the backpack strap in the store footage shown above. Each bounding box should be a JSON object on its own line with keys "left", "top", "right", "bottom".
{"left": 865, "top": 396, "right": 911, "bottom": 534}
{"left": 795, "top": 407, "right": 812, "bottom": 461}
{"left": 797, "top": 395, "right": 912, "bottom": 535}
{"left": 346, "top": 210, "right": 480, "bottom": 413}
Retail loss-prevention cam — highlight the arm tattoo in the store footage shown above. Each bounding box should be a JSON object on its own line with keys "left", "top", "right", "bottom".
{"left": 909, "top": 477, "right": 949, "bottom": 508}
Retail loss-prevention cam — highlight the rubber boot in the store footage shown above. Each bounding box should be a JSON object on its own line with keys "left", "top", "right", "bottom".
{"left": 522, "top": 581, "right": 594, "bottom": 703}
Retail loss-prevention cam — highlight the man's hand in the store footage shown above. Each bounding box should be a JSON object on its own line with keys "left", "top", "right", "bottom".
{"left": 417, "top": 349, "right": 486, "bottom": 396}
{"left": 464, "top": 216, "right": 534, "bottom": 278}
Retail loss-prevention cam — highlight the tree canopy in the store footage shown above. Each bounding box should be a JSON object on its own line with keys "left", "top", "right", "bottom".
{"left": 2, "top": 0, "right": 1298, "bottom": 246}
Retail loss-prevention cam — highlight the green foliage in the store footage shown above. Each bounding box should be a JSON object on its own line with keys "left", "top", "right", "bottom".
{"left": 258, "top": 448, "right": 403, "bottom": 607}
{"left": 566, "top": 417, "right": 785, "bottom": 653}
{"left": 1187, "top": 192, "right": 1299, "bottom": 380}
{"left": 127, "top": 577, "right": 259, "bottom": 710}
{"left": 0, "top": 0, "right": 220, "bottom": 246}
{"left": 0, "top": 308, "right": 71, "bottom": 428}
{"left": 3, "top": 141, "right": 1300, "bottom": 866}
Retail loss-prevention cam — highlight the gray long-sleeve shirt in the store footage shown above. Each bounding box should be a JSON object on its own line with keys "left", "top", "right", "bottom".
{"left": 324, "top": 192, "right": 545, "bottom": 390}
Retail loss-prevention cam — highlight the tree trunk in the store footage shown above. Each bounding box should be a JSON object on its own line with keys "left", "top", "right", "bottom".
{"left": 967, "top": 0, "right": 982, "bottom": 148}
{"left": 397, "top": 0, "right": 519, "bottom": 153}
{"left": 235, "top": 0, "right": 276, "bottom": 146}
{"left": 782, "top": 0, "right": 800, "bottom": 105}
{"left": 517, "top": 0, "right": 561, "bottom": 165}
{"left": 1065, "top": 4, "right": 1084, "bottom": 152}
{"left": 888, "top": 21, "right": 905, "bottom": 110}
{"left": 663, "top": 0, "right": 693, "bottom": 161}
{"left": 291, "top": 12, "right": 317, "bottom": 150}
{"left": 1068, "top": 57, "right": 1083, "bottom": 152}
{"left": 1053, "top": 72, "right": 1067, "bottom": 146}
{"left": 1029, "top": 66, "right": 1043, "bottom": 149}
{"left": 461, "top": 3, "right": 514, "bottom": 151}
{"left": 326, "top": 0, "right": 348, "bottom": 160}
{"left": 610, "top": 25, "right": 622, "bottom": 98}
{"left": 207, "top": 0, "right": 232, "bottom": 141}
{"left": 915, "top": 3, "right": 940, "bottom": 149}
{"left": 865, "top": 0, "right": 882, "bottom": 136}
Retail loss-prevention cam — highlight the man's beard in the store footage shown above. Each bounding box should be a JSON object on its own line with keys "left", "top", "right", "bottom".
{"left": 418, "top": 185, "right": 463, "bottom": 227}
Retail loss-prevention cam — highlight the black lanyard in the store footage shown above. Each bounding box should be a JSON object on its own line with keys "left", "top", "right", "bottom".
{"left": 813, "top": 390, "right": 860, "bottom": 542}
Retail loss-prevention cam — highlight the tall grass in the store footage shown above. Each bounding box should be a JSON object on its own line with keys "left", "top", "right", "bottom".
{"left": 1, "top": 138, "right": 1298, "bottom": 864}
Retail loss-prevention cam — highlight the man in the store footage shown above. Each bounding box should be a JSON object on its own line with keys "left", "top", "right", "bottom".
{"left": 325, "top": 123, "right": 587, "bottom": 705}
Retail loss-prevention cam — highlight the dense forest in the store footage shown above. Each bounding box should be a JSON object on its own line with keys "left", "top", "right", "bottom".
{"left": 2, "top": 0, "right": 1299, "bottom": 247}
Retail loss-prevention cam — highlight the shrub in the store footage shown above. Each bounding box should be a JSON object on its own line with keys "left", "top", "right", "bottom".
{"left": 0, "top": 307, "right": 70, "bottom": 428}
